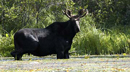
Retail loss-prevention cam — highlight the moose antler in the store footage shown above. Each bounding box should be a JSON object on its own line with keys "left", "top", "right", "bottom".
{"left": 78, "top": 9, "right": 89, "bottom": 18}
{"left": 62, "top": 9, "right": 72, "bottom": 18}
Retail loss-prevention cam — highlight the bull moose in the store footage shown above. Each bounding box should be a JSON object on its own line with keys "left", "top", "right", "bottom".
{"left": 11, "top": 9, "right": 88, "bottom": 60}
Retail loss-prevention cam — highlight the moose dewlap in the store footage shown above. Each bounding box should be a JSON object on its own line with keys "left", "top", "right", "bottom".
{"left": 11, "top": 9, "right": 88, "bottom": 60}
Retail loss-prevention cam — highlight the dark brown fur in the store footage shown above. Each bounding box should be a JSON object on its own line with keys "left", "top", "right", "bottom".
{"left": 11, "top": 9, "right": 88, "bottom": 60}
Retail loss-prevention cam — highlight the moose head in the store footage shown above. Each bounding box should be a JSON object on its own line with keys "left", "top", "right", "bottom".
{"left": 62, "top": 9, "right": 88, "bottom": 32}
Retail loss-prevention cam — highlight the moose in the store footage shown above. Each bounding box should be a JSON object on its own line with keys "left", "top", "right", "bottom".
{"left": 11, "top": 9, "right": 88, "bottom": 60}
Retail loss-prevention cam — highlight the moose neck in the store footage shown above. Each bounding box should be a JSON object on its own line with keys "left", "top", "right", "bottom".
{"left": 63, "top": 20, "right": 79, "bottom": 40}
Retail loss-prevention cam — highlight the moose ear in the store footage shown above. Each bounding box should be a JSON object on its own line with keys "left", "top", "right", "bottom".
{"left": 78, "top": 9, "right": 88, "bottom": 18}
{"left": 62, "top": 9, "right": 72, "bottom": 18}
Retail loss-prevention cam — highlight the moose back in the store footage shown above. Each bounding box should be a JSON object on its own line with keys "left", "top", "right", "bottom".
{"left": 11, "top": 9, "right": 88, "bottom": 60}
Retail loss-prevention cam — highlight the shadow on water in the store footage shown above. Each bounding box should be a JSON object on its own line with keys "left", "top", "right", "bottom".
{"left": 0, "top": 55, "right": 130, "bottom": 61}
{"left": 0, "top": 56, "right": 57, "bottom": 61}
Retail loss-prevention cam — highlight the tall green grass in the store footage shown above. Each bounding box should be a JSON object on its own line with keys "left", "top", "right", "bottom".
{"left": 72, "top": 16, "right": 130, "bottom": 55}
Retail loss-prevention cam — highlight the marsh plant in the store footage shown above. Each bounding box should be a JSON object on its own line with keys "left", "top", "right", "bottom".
{"left": 72, "top": 16, "right": 130, "bottom": 55}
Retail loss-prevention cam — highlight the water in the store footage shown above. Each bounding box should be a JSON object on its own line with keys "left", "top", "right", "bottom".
{"left": 0, "top": 55, "right": 130, "bottom": 61}
{"left": 0, "top": 55, "right": 130, "bottom": 71}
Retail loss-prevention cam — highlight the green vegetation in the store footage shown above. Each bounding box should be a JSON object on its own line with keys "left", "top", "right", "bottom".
{"left": 0, "top": 31, "right": 14, "bottom": 56}
{"left": 0, "top": 0, "right": 130, "bottom": 57}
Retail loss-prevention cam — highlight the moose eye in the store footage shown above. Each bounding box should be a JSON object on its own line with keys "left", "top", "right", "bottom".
{"left": 74, "top": 18, "right": 79, "bottom": 21}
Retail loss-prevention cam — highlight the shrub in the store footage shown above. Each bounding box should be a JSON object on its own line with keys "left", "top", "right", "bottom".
{"left": 72, "top": 16, "right": 130, "bottom": 55}
{"left": 0, "top": 31, "right": 14, "bottom": 57}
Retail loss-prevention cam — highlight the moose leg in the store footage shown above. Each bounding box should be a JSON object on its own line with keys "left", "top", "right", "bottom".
{"left": 11, "top": 39, "right": 24, "bottom": 60}
{"left": 57, "top": 51, "right": 64, "bottom": 59}
{"left": 15, "top": 53, "right": 23, "bottom": 60}
{"left": 64, "top": 45, "right": 71, "bottom": 59}
{"left": 11, "top": 51, "right": 23, "bottom": 60}
{"left": 64, "top": 51, "right": 69, "bottom": 59}
{"left": 12, "top": 34, "right": 38, "bottom": 60}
